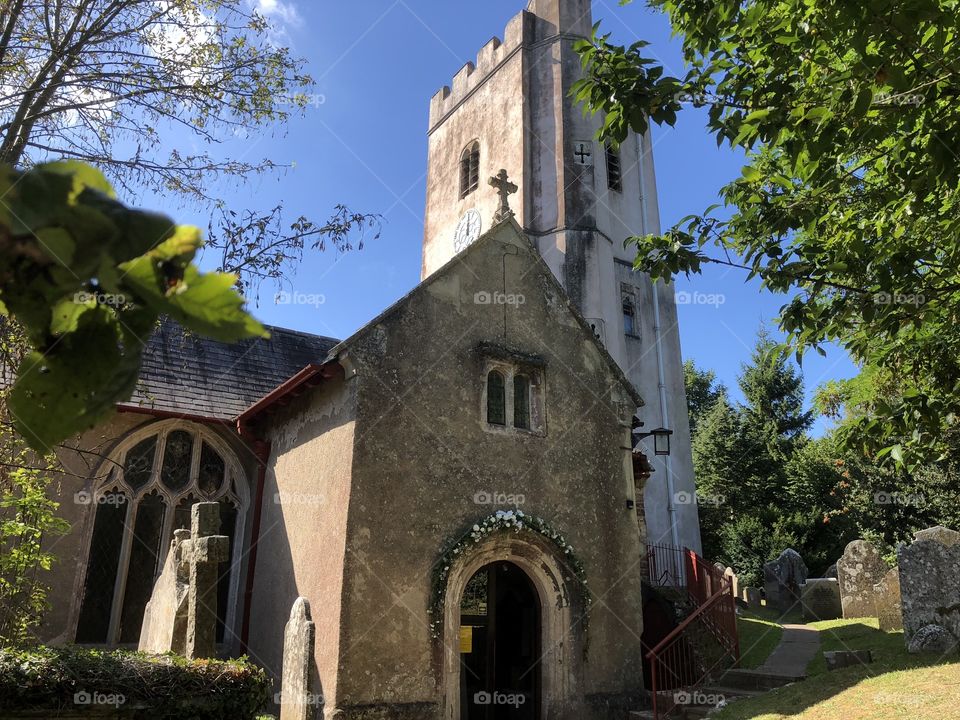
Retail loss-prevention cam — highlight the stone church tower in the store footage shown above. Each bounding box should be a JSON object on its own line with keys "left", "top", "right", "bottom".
{"left": 423, "top": 0, "right": 701, "bottom": 552}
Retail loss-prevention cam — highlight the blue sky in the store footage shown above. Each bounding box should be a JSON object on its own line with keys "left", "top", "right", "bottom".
{"left": 144, "top": 0, "right": 859, "bottom": 433}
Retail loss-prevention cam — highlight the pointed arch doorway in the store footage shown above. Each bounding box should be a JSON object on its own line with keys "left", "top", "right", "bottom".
{"left": 460, "top": 561, "right": 541, "bottom": 720}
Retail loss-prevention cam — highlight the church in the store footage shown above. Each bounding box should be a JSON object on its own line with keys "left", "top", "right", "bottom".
{"left": 39, "top": 2, "right": 702, "bottom": 718}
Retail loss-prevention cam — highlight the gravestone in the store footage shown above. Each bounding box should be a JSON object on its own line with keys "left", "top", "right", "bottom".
{"left": 801, "top": 578, "right": 842, "bottom": 622}
{"left": 280, "top": 597, "right": 320, "bottom": 720}
{"left": 724, "top": 567, "right": 739, "bottom": 601}
{"left": 914, "top": 526, "right": 960, "bottom": 547}
{"left": 824, "top": 649, "right": 872, "bottom": 671}
{"left": 745, "top": 587, "right": 762, "bottom": 611}
{"left": 824, "top": 563, "right": 838, "bottom": 578}
{"left": 899, "top": 527, "right": 960, "bottom": 647}
{"left": 138, "top": 503, "right": 229, "bottom": 659}
{"left": 139, "top": 529, "right": 190, "bottom": 654}
{"left": 874, "top": 568, "right": 903, "bottom": 632}
{"left": 764, "top": 549, "right": 808, "bottom": 613}
{"left": 837, "top": 540, "right": 887, "bottom": 619}
{"left": 907, "top": 624, "right": 958, "bottom": 655}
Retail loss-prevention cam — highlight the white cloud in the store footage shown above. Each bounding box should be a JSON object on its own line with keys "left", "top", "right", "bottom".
{"left": 252, "top": 0, "right": 301, "bottom": 26}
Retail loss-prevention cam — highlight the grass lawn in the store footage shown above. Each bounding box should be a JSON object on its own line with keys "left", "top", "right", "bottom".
{"left": 737, "top": 610, "right": 784, "bottom": 669}
{"left": 716, "top": 618, "right": 960, "bottom": 719}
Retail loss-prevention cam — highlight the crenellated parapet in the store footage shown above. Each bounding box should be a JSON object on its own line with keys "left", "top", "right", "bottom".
{"left": 429, "top": 11, "right": 535, "bottom": 131}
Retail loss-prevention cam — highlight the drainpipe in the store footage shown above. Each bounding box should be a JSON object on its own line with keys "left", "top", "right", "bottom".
{"left": 238, "top": 420, "right": 271, "bottom": 654}
{"left": 637, "top": 130, "right": 681, "bottom": 550}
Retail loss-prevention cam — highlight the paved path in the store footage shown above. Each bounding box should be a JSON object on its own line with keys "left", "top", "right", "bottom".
{"left": 759, "top": 623, "right": 821, "bottom": 677}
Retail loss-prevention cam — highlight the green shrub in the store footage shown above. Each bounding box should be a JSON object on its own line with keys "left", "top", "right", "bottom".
{"left": 0, "top": 646, "right": 270, "bottom": 719}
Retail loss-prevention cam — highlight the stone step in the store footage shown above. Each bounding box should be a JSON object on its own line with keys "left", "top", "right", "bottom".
{"left": 700, "top": 684, "right": 767, "bottom": 699}
{"left": 717, "top": 668, "right": 804, "bottom": 691}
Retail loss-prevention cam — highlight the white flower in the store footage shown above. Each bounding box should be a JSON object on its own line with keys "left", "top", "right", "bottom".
{"left": 473, "top": 524, "right": 480, "bottom": 531}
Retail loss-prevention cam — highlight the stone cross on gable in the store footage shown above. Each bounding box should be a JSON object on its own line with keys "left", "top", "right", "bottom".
{"left": 183, "top": 502, "right": 230, "bottom": 659}
{"left": 489, "top": 169, "right": 518, "bottom": 223}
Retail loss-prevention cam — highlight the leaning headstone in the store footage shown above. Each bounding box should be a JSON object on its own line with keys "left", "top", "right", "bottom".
{"left": 724, "top": 567, "right": 739, "bottom": 600}
{"left": 874, "top": 568, "right": 903, "bottom": 632}
{"left": 837, "top": 540, "right": 887, "bottom": 618}
{"left": 914, "top": 526, "right": 960, "bottom": 547}
{"left": 907, "top": 624, "right": 958, "bottom": 655}
{"left": 139, "top": 529, "right": 191, "bottom": 654}
{"left": 745, "top": 587, "right": 762, "bottom": 611}
{"left": 764, "top": 549, "right": 808, "bottom": 612}
{"left": 801, "top": 578, "right": 842, "bottom": 622}
{"left": 899, "top": 529, "right": 960, "bottom": 645}
{"left": 280, "top": 597, "right": 320, "bottom": 720}
{"left": 824, "top": 563, "right": 838, "bottom": 579}
{"left": 183, "top": 503, "right": 230, "bottom": 660}
{"left": 824, "top": 649, "right": 873, "bottom": 671}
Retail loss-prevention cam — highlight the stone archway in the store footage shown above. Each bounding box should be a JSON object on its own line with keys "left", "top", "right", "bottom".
{"left": 440, "top": 532, "right": 584, "bottom": 720}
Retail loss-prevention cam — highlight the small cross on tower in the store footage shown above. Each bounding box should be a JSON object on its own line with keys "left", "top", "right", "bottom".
{"left": 574, "top": 142, "right": 592, "bottom": 165}
{"left": 489, "top": 169, "right": 518, "bottom": 223}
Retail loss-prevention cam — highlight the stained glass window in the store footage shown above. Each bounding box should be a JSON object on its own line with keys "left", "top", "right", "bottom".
{"left": 76, "top": 425, "right": 242, "bottom": 647}
{"left": 123, "top": 437, "right": 156, "bottom": 492}
{"left": 118, "top": 491, "right": 166, "bottom": 643}
{"left": 75, "top": 491, "right": 128, "bottom": 643}
{"left": 161, "top": 430, "right": 193, "bottom": 492}
{"left": 198, "top": 442, "right": 225, "bottom": 496}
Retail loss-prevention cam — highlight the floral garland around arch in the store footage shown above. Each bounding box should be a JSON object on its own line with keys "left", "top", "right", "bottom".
{"left": 429, "top": 510, "right": 591, "bottom": 637}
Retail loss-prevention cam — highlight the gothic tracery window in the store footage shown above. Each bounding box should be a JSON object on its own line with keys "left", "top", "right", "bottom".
{"left": 75, "top": 422, "right": 245, "bottom": 646}
{"left": 460, "top": 141, "right": 481, "bottom": 198}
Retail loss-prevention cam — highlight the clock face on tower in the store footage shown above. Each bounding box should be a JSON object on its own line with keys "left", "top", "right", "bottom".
{"left": 453, "top": 209, "right": 482, "bottom": 254}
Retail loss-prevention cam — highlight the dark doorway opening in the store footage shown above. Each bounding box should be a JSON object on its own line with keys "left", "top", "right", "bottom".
{"left": 460, "top": 562, "right": 540, "bottom": 720}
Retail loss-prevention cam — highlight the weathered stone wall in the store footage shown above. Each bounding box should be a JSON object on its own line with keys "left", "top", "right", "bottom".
{"left": 246, "top": 377, "right": 358, "bottom": 708}
{"left": 336, "top": 222, "right": 645, "bottom": 719}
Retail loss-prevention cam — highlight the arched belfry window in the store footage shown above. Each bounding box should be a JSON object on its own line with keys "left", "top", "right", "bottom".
{"left": 75, "top": 420, "right": 247, "bottom": 646}
{"left": 606, "top": 142, "right": 622, "bottom": 192}
{"left": 623, "top": 296, "right": 637, "bottom": 336}
{"left": 487, "top": 370, "right": 506, "bottom": 426}
{"left": 460, "top": 141, "right": 480, "bottom": 198}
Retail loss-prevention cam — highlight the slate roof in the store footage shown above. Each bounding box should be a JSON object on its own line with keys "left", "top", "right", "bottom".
{"left": 123, "top": 319, "right": 339, "bottom": 420}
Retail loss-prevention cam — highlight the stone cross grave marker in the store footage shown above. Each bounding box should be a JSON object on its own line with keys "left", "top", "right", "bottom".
{"left": 184, "top": 502, "right": 230, "bottom": 660}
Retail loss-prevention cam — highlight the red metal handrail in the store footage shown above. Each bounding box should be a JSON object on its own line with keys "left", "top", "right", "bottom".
{"left": 646, "top": 577, "right": 740, "bottom": 720}
{"left": 685, "top": 550, "right": 729, "bottom": 606}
